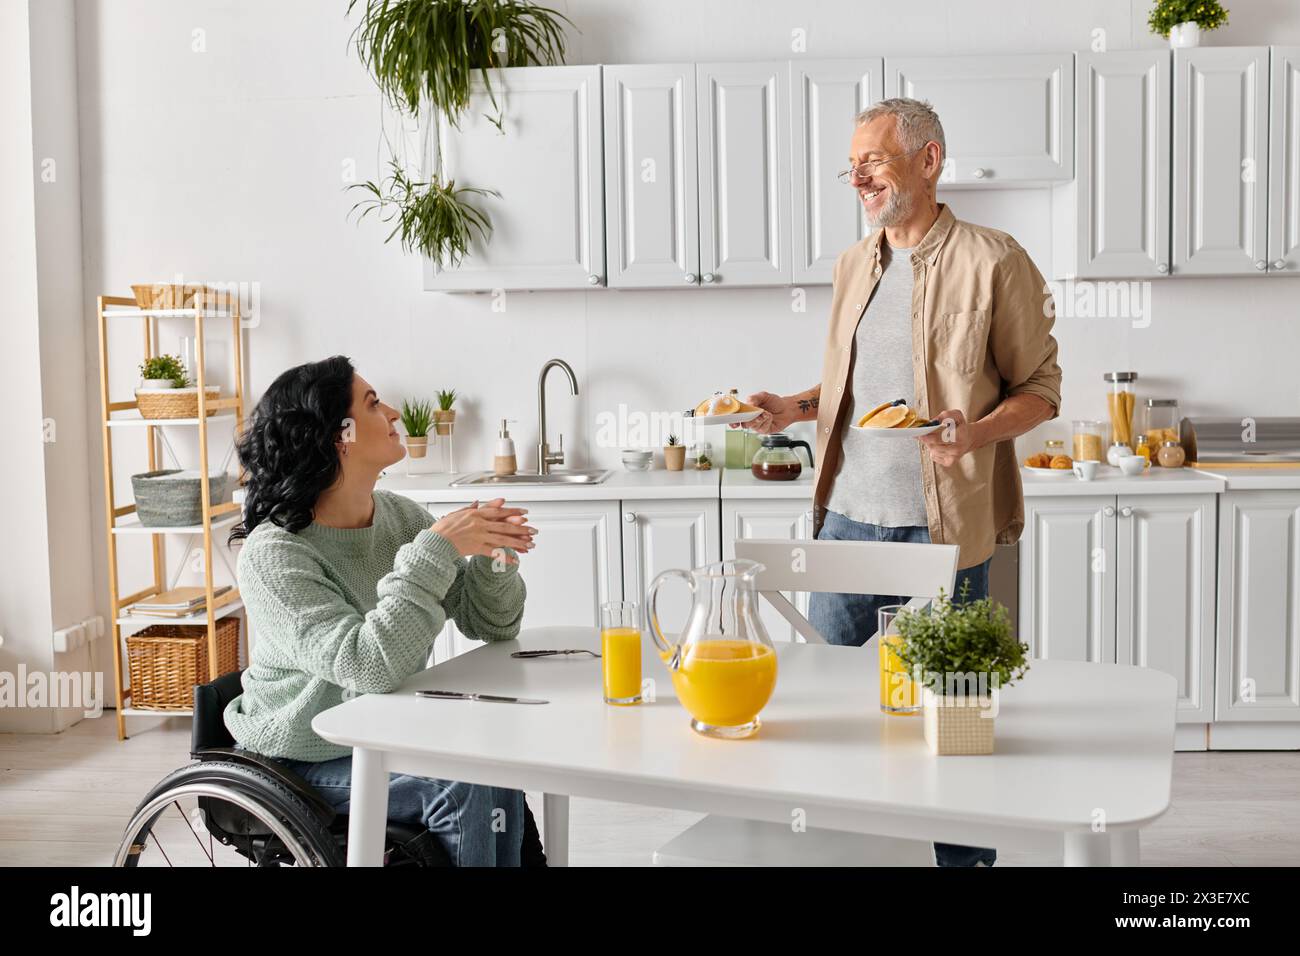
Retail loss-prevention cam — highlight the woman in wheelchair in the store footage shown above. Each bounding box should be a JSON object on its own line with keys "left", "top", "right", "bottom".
{"left": 220, "top": 355, "right": 538, "bottom": 866}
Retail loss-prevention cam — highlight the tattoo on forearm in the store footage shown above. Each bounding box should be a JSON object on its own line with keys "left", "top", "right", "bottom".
{"left": 797, "top": 398, "right": 819, "bottom": 413}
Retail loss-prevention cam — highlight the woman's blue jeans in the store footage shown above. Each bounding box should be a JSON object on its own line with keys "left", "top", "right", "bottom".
{"left": 808, "top": 508, "right": 997, "bottom": 868}
{"left": 267, "top": 749, "right": 526, "bottom": 866}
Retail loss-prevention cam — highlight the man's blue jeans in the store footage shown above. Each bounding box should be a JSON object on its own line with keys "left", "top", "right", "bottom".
{"left": 266, "top": 749, "right": 526, "bottom": 866}
{"left": 808, "top": 508, "right": 997, "bottom": 868}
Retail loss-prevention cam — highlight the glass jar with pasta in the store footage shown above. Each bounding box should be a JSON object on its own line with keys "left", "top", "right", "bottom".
{"left": 1104, "top": 371, "right": 1138, "bottom": 449}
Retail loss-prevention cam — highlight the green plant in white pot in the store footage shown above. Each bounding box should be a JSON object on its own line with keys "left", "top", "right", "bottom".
{"left": 1148, "top": 0, "right": 1229, "bottom": 48}
{"left": 892, "top": 582, "right": 1029, "bottom": 755}
{"left": 401, "top": 398, "right": 434, "bottom": 459}
{"left": 139, "top": 355, "right": 190, "bottom": 389}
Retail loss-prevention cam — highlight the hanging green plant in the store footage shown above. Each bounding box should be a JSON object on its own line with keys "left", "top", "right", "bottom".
{"left": 347, "top": 0, "right": 575, "bottom": 128}
{"left": 350, "top": 159, "right": 499, "bottom": 267}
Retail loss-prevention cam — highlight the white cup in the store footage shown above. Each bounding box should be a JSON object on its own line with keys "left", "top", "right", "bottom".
{"left": 1117, "top": 455, "right": 1146, "bottom": 476}
{"left": 1072, "top": 460, "right": 1099, "bottom": 481}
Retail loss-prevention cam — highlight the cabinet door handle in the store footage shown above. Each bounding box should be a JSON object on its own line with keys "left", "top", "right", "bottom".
{"left": 971, "top": 167, "right": 987, "bottom": 179}
{"left": 587, "top": 274, "right": 602, "bottom": 286}
{"left": 1120, "top": 506, "right": 1133, "bottom": 518}
{"left": 1103, "top": 506, "right": 1115, "bottom": 517}
{"left": 1273, "top": 260, "right": 1287, "bottom": 270}
{"left": 624, "top": 512, "right": 636, "bottom": 523}
{"left": 1156, "top": 262, "right": 1169, "bottom": 274}
{"left": 1255, "top": 260, "right": 1267, "bottom": 271}
{"left": 702, "top": 272, "right": 716, "bottom": 284}
{"left": 684, "top": 273, "right": 697, "bottom": 284}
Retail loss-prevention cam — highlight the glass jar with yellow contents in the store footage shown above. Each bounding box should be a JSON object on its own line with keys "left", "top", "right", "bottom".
{"left": 1141, "top": 399, "right": 1180, "bottom": 466}
{"left": 1104, "top": 371, "right": 1138, "bottom": 449}
{"left": 1072, "top": 420, "right": 1106, "bottom": 462}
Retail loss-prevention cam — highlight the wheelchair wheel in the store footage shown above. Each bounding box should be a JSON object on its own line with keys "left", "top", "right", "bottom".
{"left": 114, "top": 761, "right": 343, "bottom": 867}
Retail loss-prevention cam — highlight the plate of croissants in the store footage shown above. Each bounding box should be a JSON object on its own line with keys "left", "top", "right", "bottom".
{"left": 687, "top": 390, "right": 762, "bottom": 425}
{"left": 1022, "top": 451, "right": 1075, "bottom": 475}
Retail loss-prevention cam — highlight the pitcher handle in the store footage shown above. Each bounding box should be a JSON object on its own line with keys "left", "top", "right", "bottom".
{"left": 647, "top": 568, "right": 695, "bottom": 660}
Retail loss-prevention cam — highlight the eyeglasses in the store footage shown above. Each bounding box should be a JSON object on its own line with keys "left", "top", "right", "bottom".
{"left": 836, "top": 146, "right": 924, "bottom": 185}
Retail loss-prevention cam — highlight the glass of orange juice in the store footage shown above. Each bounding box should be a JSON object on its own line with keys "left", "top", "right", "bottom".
{"left": 878, "top": 604, "right": 921, "bottom": 716}
{"left": 601, "top": 601, "right": 642, "bottom": 705}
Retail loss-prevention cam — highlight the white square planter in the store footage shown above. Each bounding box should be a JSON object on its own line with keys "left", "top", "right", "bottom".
{"left": 922, "top": 687, "right": 996, "bottom": 755}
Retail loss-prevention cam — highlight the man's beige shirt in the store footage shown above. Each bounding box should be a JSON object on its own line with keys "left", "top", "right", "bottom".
{"left": 814, "top": 204, "right": 1063, "bottom": 569}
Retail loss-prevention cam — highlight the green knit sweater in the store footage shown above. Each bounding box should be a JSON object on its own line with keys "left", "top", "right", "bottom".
{"left": 224, "top": 490, "right": 526, "bottom": 761}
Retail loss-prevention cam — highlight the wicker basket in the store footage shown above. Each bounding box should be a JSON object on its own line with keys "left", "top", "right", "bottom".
{"left": 126, "top": 618, "right": 241, "bottom": 711}
{"left": 130, "top": 283, "right": 213, "bottom": 311}
{"left": 135, "top": 385, "right": 221, "bottom": 419}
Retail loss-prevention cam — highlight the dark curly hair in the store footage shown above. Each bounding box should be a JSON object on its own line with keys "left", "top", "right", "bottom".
{"left": 228, "top": 355, "right": 356, "bottom": 543}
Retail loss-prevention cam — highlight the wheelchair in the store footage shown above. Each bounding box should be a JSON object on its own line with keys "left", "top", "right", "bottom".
{"left": 114, "top": 670, "right": 546, "bottom": 867}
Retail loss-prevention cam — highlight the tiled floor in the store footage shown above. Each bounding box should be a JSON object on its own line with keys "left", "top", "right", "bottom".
{"left": 1, "top": 712, "right": 1296, "bottom": 866}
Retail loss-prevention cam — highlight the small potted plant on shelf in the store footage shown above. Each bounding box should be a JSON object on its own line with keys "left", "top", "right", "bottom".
{"left": 401, "top": 399, "right": 434, "bottom": 459}
{"left": 891, "top": 581, "right": 1029, "bottom": 755}
{"left": 1148, "top": 0, "right": 1229, "bottom": 48}
{"left": 664, "top": 433, "right": 685, "bottom": 472}
{"left": 433, "top": 389, "right": 458, "bottom": 436}
{"left": 139, "top": 354, "right": 188, "bottom": 389}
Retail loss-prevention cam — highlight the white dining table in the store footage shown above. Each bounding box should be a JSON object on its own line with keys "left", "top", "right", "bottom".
{"left": 312, "top": 625, "right": 1178, "bottom": 867}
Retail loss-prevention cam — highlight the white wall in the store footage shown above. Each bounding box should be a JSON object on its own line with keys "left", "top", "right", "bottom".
{"left": 73, "top": 1, "right": 1300, "bottom": 643}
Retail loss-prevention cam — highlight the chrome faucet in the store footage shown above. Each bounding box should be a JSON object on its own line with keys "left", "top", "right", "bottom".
{"left": 537, "top": 358, "right": 579, "bottom": 474}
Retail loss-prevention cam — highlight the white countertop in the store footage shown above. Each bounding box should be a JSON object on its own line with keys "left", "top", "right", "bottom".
{"left": 376, "top": 466, "right": 722, "bottom": 503}
{"left": 1190, "top": 466, "right": 1300, "bottom": 491}
{"left": 721, "top": 468, "right": 817, "bottom": 499}
{"left": 1019, "top": 465, "right": 1225, "bottom": 496}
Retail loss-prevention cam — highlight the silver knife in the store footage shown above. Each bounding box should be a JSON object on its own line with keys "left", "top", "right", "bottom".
{"left": 416, "top": 690, "right": 549, "bottom": 705}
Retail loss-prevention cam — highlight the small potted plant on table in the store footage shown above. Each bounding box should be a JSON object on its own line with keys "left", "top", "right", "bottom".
{"left": 891, "top": 581, "right": 1029, "bottom": 755}
{"left": 1148, "top": 0, "right": 1229, "bottom": 48}
{"left": 401, "top": 399, "right": 433, "bottom": 459}
{"left": 664, "top": 433, "right": 685, "bottom": 471}
{"left": 433, "top": 389, "right": 458, "bottom": 436}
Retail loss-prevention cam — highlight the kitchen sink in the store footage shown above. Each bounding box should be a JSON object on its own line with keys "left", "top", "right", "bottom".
{"left": 448, "top": 469, "right": 612, "bottom": 487}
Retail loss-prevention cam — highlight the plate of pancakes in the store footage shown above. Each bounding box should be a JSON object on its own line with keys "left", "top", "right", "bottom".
{"left": 850, "top": 399, "right": 942, "bottom": 437}
{"left": 687, "top": 390, "right": 762, "bottom": 426}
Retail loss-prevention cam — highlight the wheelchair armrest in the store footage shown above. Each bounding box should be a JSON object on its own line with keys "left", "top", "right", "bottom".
{"left": 195, "top": 747, "right": 339, "bottom": 825}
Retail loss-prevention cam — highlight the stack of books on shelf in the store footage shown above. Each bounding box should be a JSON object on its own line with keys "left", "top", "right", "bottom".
{"left": 126, "top": 586, "right": 231, "bottom": 619}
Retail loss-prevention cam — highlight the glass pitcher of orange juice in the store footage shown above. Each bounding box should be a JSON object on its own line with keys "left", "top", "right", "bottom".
{"left": 646, "top": 558, "right": 777, "bottom": 739}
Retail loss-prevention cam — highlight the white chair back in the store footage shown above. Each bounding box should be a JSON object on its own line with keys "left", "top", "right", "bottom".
{"left": 734, "top": 538, "right": 959, "bottom": 645}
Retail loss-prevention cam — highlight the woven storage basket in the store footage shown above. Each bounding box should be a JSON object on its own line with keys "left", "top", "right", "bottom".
{"left": 127, "top": 618, "right": 241, "bottom": 710}
{"left": 135, "top": 385, "right": 221, "bottom": 419}
{"left": 130, "top": 283, "right": 213, "bottom": 311}
{"left": 923, "top": 688, "right": 996, "bottom": 755}
{"left": 131, "top": 469, "right": 229, "bottom": 526}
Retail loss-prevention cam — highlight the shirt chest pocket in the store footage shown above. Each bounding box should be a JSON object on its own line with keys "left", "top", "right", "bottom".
{"left": 931, "top": 310, "right": 990, "bottom": 374}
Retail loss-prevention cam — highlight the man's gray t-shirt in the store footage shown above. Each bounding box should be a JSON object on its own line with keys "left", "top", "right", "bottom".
{"left": 825, "top": 241, "right": 929, "bottom": 527}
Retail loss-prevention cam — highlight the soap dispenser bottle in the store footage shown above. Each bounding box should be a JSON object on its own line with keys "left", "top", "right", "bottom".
{"left": 494, "top": 420, "right": 518, "bottom": 476}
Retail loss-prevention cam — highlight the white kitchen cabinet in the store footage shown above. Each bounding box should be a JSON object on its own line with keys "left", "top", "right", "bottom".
{"left": 424, "top": 66, "right": 605, "bottom": 291}
{"left": 1173, "top": 47, "right": 1270, "bottom": 276}
{"left": 1052, "top": 50, "right": 1171, "bottom": 279}
{"left": 790, "top": 59, "right": 883, "bottom": 284}
{"left": 622, "top": 499, "right": 720, "bottom": 637}
{"left": 1269, "top": 47, "right": 1300, "bottom": 274}
{"left": 885, "top": 53, "right": 1073, "bottom": 184}
{"left": 1019, "top": 496, "right": 1116, "bottom": 663}
{"left": 602, "top": 64, "right": 700, "bottom": 289}
{"left": 1022, "top": 493, "right": 1215, "bottom": 723}
{"left": 512, "top": 499, "right": 622, "bottom": 631}
{"left": 1115, "top": 495, "right": 1216, "bottom": 722}
{"left": 696, "top": 61, "right": 793, "bottom": 286}
{"left": 422, "top": 499, "right": 620, "bottom": 661}
{"left": 722, "top": 500, "right": 815, "bottom": 643}
{"left": 1215, "top": 491, "right": 1300, "bottom": 722}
